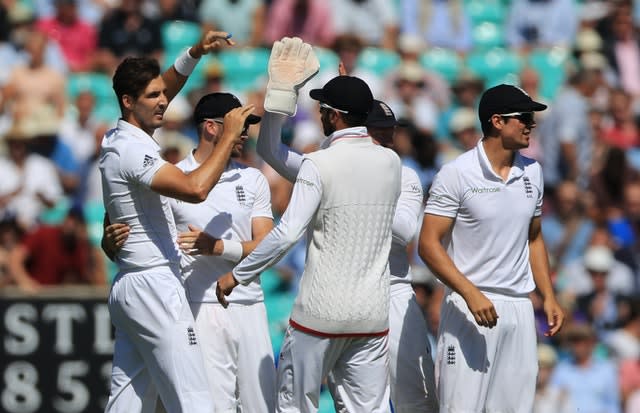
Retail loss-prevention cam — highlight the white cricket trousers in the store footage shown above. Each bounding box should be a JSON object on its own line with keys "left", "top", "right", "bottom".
{"left": 277, "top": 326, "right": 391, "bottom": 413}
{"left": 189, "top": 301, "right": 276, "bottom": 413}
{"left": 388, "top": 286, "right": 439, "bottom": 412}
{"left": 105, "top": 268, "right": 213, "bottom": 413}
{"left": 436, "top": 291, "right": 537, "bottom": 413}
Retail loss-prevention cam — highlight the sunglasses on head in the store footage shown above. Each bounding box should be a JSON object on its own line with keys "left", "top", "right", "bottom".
{"left": 319, "top": 102, "right": 349, "bottom": 114}
{"left": 209, "top": 118, "right": 250, "bottom": 134}
{"left": 497, "top": 112, "right": 535, "bottom": 126}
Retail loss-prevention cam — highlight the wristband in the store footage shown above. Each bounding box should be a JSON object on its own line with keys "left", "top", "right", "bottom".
{"left": 221, "top": 239, "right": 243, "bottom": 262}
{"left": 173, "top": 48, "right": 200, "bottom": 77}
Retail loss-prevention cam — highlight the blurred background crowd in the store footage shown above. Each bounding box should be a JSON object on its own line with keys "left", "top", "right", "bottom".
{"left": 3, "top": 0, "right": 640, "bottom": 411}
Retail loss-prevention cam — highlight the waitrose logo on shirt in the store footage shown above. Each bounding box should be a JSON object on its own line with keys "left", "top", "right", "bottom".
{"left": 469, "top": 187, "right": 501, "bottom": 193}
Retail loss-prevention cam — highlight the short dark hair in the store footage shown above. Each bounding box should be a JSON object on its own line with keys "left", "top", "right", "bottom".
{"left": 112, "top": 56, "right": 161, "bottom": 113}
{"left": 341, "top": 112, "right": 368, "bottom": 127}
{"left": 480, "top": 115, "right": 494, "bottom": 136}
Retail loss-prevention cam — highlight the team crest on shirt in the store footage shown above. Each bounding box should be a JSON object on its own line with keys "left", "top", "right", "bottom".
{"left": 187, "top": 327, "right": 197, "bottom": 345}
{"left": 235, "top": 185, "right": 246, "bottom": 206}
{"left": 142, "top": 154, "right": 157, "bottom": 168}
{"left": 523, "top": 176, "right": 533, "bottom": 198}
{"left": 447, "top": 345, "right": 456, "bottom": 365}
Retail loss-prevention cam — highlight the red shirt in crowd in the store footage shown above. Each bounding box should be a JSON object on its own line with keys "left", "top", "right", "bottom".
{"left": 37, "top": 17, "right": 97, "bottom": 72}
{"left": 22, "top": 225, "right": 90, "bottom": 285}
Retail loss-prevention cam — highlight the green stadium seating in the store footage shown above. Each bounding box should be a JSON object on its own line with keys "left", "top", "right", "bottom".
{"left": 466, "top": 47, "right": 523, "bottom": 87}
{"left": 356, "top": 47, "right": 401, "bottom": 76}
{"left": 217, "top": 48, "right": 270, "bottom": 92}
{"left": 527, "top": 47, "right": 573, "bottom": 100}
{"left": 420, "top": 48, "right": 463, "bottom": 82}
{"left": 67, "top": 72, "right": 114, "bottom": 103}
{"left": 161, "top": 20, "right": 202, "bottom": 57}
{"left": 314, "top": 47, "right": 340, "bottom": 74}
{"left": 471, "top": 22, "right": 506, "bottom": 50}
{"left": 466, "top": 0, "right": 507, "bottom": 25}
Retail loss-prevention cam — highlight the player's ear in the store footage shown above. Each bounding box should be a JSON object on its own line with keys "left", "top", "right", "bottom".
{"left": 122, "top": 94, "right": 135, "bottom": 111}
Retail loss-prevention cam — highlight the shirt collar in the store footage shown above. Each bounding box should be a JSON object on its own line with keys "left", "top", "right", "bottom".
{"left": 116, "top": 119, "right": 162, "bottom": 150}
{"left": 322, "top": 126, "right": 370, "bottom": 148}
{"left": 476, "top": 139, "right": 525, "bottom": 182}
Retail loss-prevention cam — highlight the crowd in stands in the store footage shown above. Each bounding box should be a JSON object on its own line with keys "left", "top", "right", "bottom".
{"left": 4, "top": 0, "right": 640, "bottom": 411}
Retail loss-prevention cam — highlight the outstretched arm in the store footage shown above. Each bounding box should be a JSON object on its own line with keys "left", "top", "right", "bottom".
{"left": 256, "top": 112, "right": 304, "bottom": 183}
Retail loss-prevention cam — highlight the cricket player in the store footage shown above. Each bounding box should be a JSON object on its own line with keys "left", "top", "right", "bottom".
{"left": 418, "top": 84, "right": 565, "bottom": 412}
{"left": 103, "top": 93, "right": 276, "bottom": 412}
{"left": 217, "top": 37, "right": 402, "bottom": 413}
{"left": 99, "top": 32, "right": 257, "bottom": 413}
{"left": 257, "top": 94, "right": 439, "bottom": 411}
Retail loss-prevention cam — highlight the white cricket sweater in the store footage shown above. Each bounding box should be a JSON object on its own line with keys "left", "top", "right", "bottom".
{"left": 292, "top": 135, "right": 402, "bottom": 335}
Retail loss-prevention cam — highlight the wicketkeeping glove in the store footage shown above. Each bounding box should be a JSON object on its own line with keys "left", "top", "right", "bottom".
{"left": 264, "top": 37, "right": 320, "bottom": 116}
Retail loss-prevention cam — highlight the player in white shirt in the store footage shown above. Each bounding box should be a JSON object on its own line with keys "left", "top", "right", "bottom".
{"left": 99, "top": 32, "right": 258, "bottom": 413}
{"left": 218, "top": 66, "right": 402, "bottom": 412}
{"left": 104, "top": 93, "right": 277, "bottom": 412}
{"left": 418, "top": 84, "right": 565, "bottom": 412}
{"left": 256, "top": 96, "right": 438, "bottom": 411}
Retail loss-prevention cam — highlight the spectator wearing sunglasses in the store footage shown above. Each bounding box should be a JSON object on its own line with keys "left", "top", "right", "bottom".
{"left": 418, "top": 84, "right": 565, "bottom": 412}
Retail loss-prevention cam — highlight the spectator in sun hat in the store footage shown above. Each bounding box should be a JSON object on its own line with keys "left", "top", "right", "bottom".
{"left": 534, "top": 343, "right": 575, "bottom": 413}
{"left": 0, "top": 113, "right": 64, "bottom": 231}
{"left": 386, "top": 61, "right": 439, "bottom": 136}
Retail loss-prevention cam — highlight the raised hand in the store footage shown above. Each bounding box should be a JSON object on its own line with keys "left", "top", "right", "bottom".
{"left": 264, "top": 36, "right": 320, "bottom": 116}
{"left": 190, "top": 31, "right": 235, "bottom": 58}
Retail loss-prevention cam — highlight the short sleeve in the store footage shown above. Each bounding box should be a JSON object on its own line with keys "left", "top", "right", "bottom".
{"left": 119, "top": 143, "right": 166, "bottom": 187}
{"left": 424, "top": 163, "right": 461, "bottom": 218}
{"left": 534, "top": 163, "right": 544, "bottom": 217}
{"left": 251, "top": 171, "right": 274, "bottom": 220}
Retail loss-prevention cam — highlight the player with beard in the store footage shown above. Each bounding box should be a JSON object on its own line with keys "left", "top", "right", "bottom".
{"left": 104, "top": 92, "right": 276, "bottom": 412}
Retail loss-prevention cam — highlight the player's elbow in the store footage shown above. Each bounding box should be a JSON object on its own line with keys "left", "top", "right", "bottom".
{"left": 179, "top": 183, "right": 209, "bottom": 203}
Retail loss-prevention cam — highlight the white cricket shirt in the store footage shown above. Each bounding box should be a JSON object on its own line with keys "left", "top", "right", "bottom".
{"left": 389, "top": 166, "right": 424, "bottom": 290}
{"left": 171, "top": 154, "right": 273, "bottom": 304}
{"left": 99, "top": 119, "right": 180, "bottom": 271}
{"left": 424, "top": 139, "right": 543, "bottom": 295}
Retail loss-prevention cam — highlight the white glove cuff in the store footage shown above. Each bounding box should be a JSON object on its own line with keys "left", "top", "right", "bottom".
{"left": 173, "top": 48, "right": 200, "bottom": 76}
{"left": 221, "top": 239, "right": 243, "bottom": 262}
{"left": 264, "top": 88, "right": 298, "bottom": 116}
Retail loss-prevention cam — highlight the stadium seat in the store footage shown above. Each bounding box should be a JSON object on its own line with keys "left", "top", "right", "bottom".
{"left": 314, "top": 47, "right": 340, "bottom": 74}
{"left": 466, "top": 0, "right": 507, "bottom": 25}
{"left": 356, "top": 47, "right": 401, "bottom": 76}
{"left": 67, "top": 72, "right": 113, "bottom": 103}
{"left": 527, "top": 47, "right": 573, "bottom": 100}
{"left": 466, "top": 47, "right": 523, "bottom": 87}
{"left": 217, "top": 47, "right": 270, "bottom": 92}
{"left": 420, "top": 48, "right": 463, "bottom": 82}
{"left": 161, "top": 20, "right": 202, "bottom": 57}
{"left": 265, "top": 291, "right": 295, "bottom": 355}
{"left": 471, "top": 22, "right": 505, "bottom": 50}
{"left": 39, "top": 197, "right": 71, "bottom": 225}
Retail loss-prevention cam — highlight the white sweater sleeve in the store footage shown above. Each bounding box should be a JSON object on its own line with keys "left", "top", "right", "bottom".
{"left": 232, "top": 159, "right": 322, "bottom": 284}
{"left": 392, "top": 166, "right": 424, "bottom": 245}
{"left": 256, "top": 112, "right": 304, "bottom": 183}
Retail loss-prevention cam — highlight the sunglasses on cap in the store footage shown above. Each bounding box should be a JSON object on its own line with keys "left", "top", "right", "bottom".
{"left": 319, "top": 102, "right": 349, "bottom": 114}
{"left": 496, "top": 111, "right": 535, "bottom": 126}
